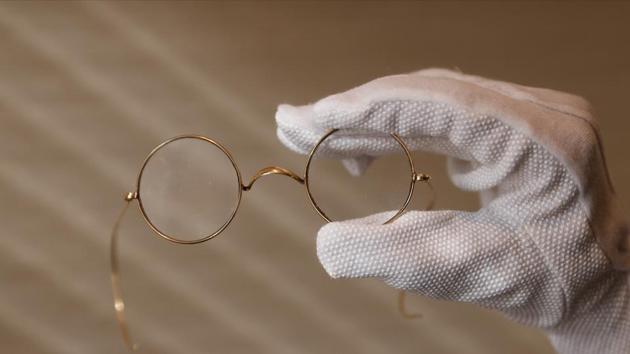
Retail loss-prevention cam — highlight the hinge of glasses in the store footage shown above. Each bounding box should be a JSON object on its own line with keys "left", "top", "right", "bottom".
{"left": 124, "top": 192, "right": 138, "bottom": 201}
{"left": 413, "top": 173, "right": 431, "bottom": 183}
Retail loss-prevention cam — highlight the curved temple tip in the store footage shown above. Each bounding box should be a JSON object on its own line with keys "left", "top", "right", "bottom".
{"left": 398, "top": 290, "right": 422, "bottom": 320}
{"left": 122, "top": 333, "right": 140, "bottom": 352}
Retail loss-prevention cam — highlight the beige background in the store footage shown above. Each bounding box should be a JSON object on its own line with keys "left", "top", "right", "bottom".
{"left": 1, "top": 1, "right": 629, "bottom": 353}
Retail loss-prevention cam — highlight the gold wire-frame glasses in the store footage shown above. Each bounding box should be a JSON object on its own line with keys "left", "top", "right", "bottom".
{"left": 110, "top": 129, "right": 433, "bottom": 351}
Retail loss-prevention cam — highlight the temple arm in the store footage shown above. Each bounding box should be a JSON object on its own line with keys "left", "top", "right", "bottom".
{"left": 110, "top": 199, "right": 140, "bottom": 351}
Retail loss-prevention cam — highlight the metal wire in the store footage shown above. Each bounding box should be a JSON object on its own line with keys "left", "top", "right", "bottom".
{"left": 110, "top": 199, "right": 139, "bottom": 351}
{"left": 110, "top": 129, "right": 434, "bottom": 349}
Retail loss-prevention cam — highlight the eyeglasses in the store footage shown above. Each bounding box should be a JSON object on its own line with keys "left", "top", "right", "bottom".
{"left": 110, "top": 129, "right": 433, "bottom": 350}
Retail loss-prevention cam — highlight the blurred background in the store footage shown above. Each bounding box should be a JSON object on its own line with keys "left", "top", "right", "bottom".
{"left": 1, "top": 1, "right": 629, "bottom": 353}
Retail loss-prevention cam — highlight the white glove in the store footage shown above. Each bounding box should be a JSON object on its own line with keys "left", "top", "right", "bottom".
{"left": 275, "top": 69, "right": 630, "bottom": 354}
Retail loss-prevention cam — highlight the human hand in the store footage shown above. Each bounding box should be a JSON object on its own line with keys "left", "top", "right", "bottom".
{"left": 275, "top": 68, "right": 630, "bottom": 353}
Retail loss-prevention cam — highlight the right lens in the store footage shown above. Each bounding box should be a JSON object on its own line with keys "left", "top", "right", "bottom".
{"left": 305, "top": 131, "right": 414, "bottom": 222}
{"left": 138, "top": 136, "right": 241, "bottom": 243}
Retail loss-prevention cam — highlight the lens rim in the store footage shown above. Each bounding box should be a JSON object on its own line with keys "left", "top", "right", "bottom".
{"left": 135, "top": 135, "right": 243, "bottom": 244}
{"left": 304, "top": 129, "right": 416, "bottom": 224}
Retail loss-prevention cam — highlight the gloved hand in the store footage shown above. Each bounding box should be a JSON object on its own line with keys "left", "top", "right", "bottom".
{"left": 275, "top": 68, "right": 630, "bottom": 354}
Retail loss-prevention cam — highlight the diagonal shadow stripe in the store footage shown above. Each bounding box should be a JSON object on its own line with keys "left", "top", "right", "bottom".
{"left": 0, "top": 4, "right": 465, "bottom": 353}
{"left": 0, "top": 9, "right": 411, "bottom": 353}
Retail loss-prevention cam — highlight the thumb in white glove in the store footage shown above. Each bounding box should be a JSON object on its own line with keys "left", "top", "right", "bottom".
{"left": 275, "top": 69, "right": 630, "bottom": 354}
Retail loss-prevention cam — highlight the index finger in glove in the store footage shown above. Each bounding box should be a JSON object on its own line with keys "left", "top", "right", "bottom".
{"left": 275, "top": 68, "right": 594, "bottom": 176}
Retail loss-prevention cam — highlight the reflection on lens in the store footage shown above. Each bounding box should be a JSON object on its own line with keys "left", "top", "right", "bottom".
{"left": 307, "top": 133, "right": 413, "bottom": 222}
{"left": 139, "top": 137, "right": 240, "bottom": 242}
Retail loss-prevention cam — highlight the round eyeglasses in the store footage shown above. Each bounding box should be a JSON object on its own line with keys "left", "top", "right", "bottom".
{"left": 110, "top": 129, "right": 433, "bottom": 350}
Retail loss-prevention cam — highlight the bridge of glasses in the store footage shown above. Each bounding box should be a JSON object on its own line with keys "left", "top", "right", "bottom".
{"left": 242, "top": 166, "right": 305, "bottom": 191}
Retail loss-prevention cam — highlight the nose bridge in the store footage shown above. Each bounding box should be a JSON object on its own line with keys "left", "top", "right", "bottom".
{"left": 242, "top": 166, "right": 304, "bottom": 191}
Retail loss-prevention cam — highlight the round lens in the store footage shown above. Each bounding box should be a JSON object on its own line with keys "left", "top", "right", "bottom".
{"left": 138, "top": 136, "right": 241, "bottom": 243}
{"left": 306, "top": 131, "right": 414, "bottom": 222}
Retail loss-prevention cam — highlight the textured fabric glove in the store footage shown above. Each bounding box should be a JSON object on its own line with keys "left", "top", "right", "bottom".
{"left": 275, "top": 69, "right": 630, "bottom": 353}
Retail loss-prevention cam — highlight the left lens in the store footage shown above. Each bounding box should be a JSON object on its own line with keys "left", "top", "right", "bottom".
{"left": 138, "top": 136, "right": 240, "bottom": 243}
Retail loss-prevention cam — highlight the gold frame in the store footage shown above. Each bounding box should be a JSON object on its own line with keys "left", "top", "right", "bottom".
{"left": 127, "top": 129, "right": 429, "bottom": 244}
{"left": 111, "top": 129, "right": 432, "bottom": 350}
{"left": 135, "top": 135, "right": 243, "bottom": 244}
{"left": 304, "top": 129, "right": 427, "bottom": 223}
